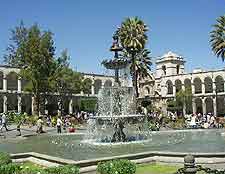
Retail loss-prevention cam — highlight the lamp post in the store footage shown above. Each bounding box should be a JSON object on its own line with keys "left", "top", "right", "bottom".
{"left": 109, "top": 33, "right": 123, "bottom": 85}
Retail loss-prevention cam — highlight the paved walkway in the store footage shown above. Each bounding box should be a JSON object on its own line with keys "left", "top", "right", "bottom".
{"left": 0, "top": 124, "right": 86, "bottom": 139}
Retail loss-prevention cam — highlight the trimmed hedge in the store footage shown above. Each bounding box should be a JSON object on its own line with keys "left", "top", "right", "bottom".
{"left": 0, "top": 163, "right": 20, "bottom": 174}
{"left": 0, "top": 164, "right": 79, "bottom": 174}
{"left": 0, "top": 152, "right": 12, "bottom": 165}
{"left": 97, "top": 159, "right": 136, "bottom": 174}
{"left": 45, "top": 165, "right": 79, "bottom": 174}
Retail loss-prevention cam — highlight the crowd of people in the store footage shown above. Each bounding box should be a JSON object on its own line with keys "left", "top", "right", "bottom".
{"left": 0, "top": 109, "right": 224, "bottom": 135}
{"left": 185, "top": 113, "right": 222, "bottom": 129}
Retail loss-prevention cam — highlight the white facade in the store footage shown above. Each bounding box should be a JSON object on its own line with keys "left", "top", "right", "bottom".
{"left": 139, "top": 51, "right": 225, "bottom": 116}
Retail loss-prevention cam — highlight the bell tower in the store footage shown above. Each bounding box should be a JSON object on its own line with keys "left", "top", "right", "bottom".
{"left": 155, "top": 51, "right": 185, "bottom": 78}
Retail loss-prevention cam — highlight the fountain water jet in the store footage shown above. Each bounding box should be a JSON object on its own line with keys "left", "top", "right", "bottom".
{"left": 84, "top": 32, "right": 148, "bottom": 144}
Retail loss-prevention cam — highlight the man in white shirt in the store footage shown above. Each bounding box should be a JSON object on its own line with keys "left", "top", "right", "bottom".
{"left": 57, "top": 117, "right": 63, "bottom": 133}
{"left": 0, "top": 113, "right": 9, "bottom": 132}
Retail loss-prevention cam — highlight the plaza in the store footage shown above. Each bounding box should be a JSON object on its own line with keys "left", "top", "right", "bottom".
{"left": 0, "top": 1, "right": 224, "bottom": 174}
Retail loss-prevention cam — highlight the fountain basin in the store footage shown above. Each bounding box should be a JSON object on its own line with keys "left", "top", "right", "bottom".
{"left": 1, "top": 129, "right": 225, "bottom": 161}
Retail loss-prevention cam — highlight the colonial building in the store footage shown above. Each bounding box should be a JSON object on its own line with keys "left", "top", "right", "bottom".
{"left": 0, "top": 65, "right": 114, "bottom": 115}
{"left": 139, "top": 51, "right": 225, "bottom": 116}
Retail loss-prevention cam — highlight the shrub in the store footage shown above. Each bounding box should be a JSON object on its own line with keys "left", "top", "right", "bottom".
{"left": 0, "top": 152, "right": 12, "bottom": 165}
{"left": 0, "top": 163, "right": 21, "bottom": 174}
{"left": 44, "top": 165, "right": 79, "bottom": 174}
{"left": 20, "top": 167, "right": 46, "bottom": 174}
{"left": 97, "top": 159, "right": 136, "bottom": 174}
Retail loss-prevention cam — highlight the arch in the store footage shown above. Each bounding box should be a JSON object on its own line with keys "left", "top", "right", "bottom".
{"left": 205, "top": 98, "right": 213, "bottom": 114}
{"left": 193, "top": 78, "right": 202, "bottom": 94}
{"left": 144, "top": 86, "right": 150, "bottom": 95}
{"left": 166, "top": 80, "right": 173, "bottom": 95}
{"left": 184, "top": 78, "right": 192, "bottom": 92}
{"left": 83, "top": 78, "right": 92, "bottom": 94}
{"left": 0, "top": 71, "right": 3, "bottom": 90}
{"left": 217, "top": 96, "right": 225, "bottom": 116}
{"left": 22, "top": 95, "right": 32, "bottom": 115}
{"left": 22, "top": 79, "right": 30, "bottom": 91}
{"left": 195, "top": 98, "right": 202, "bottom": 114}
{"left": 7, "top": 94, "right": 18, "bottom": 111}
{"left": 204, "top": 77, "right": 213, "bottom": 93}
{"left": 94, "top": 79, "right": 102, "bottom": 94}
{"left": 175, "top": 79, "right": 182, "bottom": 93}
{"left": 215, "top": 75, "right": 224, "bottom": 93}
{"left": 7, "top": 72, "right": 18, "bottom": 91}
{"left": 104, "top": 80, "right": 112, "bottom": 87}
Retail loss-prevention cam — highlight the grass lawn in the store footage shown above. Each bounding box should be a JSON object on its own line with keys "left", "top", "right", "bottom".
{"left": 136, "top": 163, "right": 180, "bottom": 174}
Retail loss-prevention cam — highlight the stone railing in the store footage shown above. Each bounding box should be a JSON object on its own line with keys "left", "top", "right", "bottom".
{"left": 175, "top": 155, "right": 225, "bottom": 174}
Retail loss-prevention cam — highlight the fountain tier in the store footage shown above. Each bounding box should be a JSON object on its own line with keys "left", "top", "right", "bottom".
{"left": 84, "top": 86, "right": 148, "bottom": 143}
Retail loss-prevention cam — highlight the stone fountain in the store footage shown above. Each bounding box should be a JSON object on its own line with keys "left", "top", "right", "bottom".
{"left": 84, "top": 33, "right": 148, "bottom": 144}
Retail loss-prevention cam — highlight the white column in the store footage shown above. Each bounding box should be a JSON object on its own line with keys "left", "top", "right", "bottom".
{"left": 101, "top": 81, "right": 104, "bottom": 89}
{"left": 91, "top": 84, "right": 95, "bottom": 95}
{"left": 3, "top": 95, "right": 7, "bottom": 113}
{"left": 182, "top": 84, "right": 185, "bottom": 91}
{"left": 183, "top": 103, "right": 186, "bottom": 116}
{"left": 31, "top": 96, "right": 34, "bottom": 114}
{"left": 192, "top": 98, "right": 196, "bottom": 114}
{"left": 69, "top": 98, "right": 73, "bottom": 114}
{"left": 213, "top": 81, "right": 216, "bottom": 94}
{"left": 173, "top": 85, "right": 176, "bottom": 96}
{"left": 202, "top": 83, "right": 205, "bottom": 94}
{"left": 213, "top": 97, "right": 217, "bottom": 116}
{"left": 45, "top": 98, "right": 48, "bottom": 115}
{"left": 80, "top": 91, "right": 84, "bottom": 95}
{"left": 3, "top": 73, "right": 7, "bottom": 91}
{"left": 18, "top": 77, "right": 22, "bottom": 93}
{"left": 202, "top": 98, "right": 206, "bottom": 115}
{"left": 57, "top": 100, "right": 61, "bottom": 116}
{"left": 17, "top": 95, "right": 22, "bottom": 113}
{"left": 191, "top": 82, "right": 195, "bottom": 95}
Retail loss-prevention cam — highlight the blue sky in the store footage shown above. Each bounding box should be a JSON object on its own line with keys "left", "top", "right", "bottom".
{"left": 0, "top": 0, "right": 224, "bottom": 74}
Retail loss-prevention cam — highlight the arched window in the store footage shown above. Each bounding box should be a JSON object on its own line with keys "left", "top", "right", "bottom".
{"left": 193, "top": 78, "right": 202, "bottom": 94}
{"left": 166, "top": 80, "right": 173, "bottom": 95}
{"left": 94, "top": 79, "right": 102, "bottom": 94}
{"left": 215, "top": 76, "right": 224, "bottom": 93}
{"left": 144, "top": 87, "right": 150, "bottom": 95}
{"left": 175, "top": 79, "right": 182, "bottom": 93}
{"left": 7, "top": 72, "right": 18, "bottom": 91}
{"left": 204, "top": 77, "right": 213, "bottom": 93}
{"left": 162, "top": 65, "right": 166, "bottom": 75}
{"left": 104, "top": 80, "right": 112, "bottom": 87}
{"left": 176, "top": 65, "right": 180, "bottom": 74}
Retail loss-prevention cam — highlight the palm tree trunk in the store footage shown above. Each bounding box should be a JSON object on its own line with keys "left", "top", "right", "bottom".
{"left": 131, "top": 53, "right": 138, "bottom": 113}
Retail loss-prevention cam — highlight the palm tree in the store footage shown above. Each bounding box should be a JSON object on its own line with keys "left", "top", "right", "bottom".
{"left": 118, "top": 17, "right": 150, "bottom": 98}
{"left": 121, "top": 48, "right": 152, "bottom": 97}
{"left": 210, "top": 15, "right": 225, "bottom": 61}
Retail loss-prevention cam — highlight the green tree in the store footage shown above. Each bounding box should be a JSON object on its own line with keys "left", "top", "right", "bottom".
{"left": 5, "top": 23, "right": 57, "bottom": 115}
{"left": 118, "top": 17, "right": 151, "bottom": 98}
{"left": 4, "top": 21, "right": 28, "bottom": 66}
{"left": 168, "top": 88, "right": 192, "bottom": 116}
{"left": 210, "top": 15, "right": 225, "bottom": 61}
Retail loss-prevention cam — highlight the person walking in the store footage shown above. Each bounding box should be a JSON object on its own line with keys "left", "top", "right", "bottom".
{"left": 0, "top": 113, "right": 9, "bottom": 132}
{"left": 56, "top": 117, "right": 63, "bottom": 133}
{"left": 36, "top": 116, "right": 44, "bottom": 134}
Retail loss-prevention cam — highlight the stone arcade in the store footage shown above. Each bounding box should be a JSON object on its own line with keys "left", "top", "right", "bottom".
{"left": 0, "top": 65, "right": 114, "bottom": 115}
{"left": 139, "top": 51, "right": 225, "bottom": 116}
